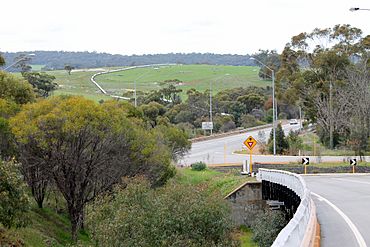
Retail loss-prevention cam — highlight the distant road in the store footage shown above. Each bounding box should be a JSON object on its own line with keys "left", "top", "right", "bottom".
{"left": 304, "top": 174, "right": 370, "bottom": 247}
{"left": 180, "top": 123, "right": 370, "bottom": 166}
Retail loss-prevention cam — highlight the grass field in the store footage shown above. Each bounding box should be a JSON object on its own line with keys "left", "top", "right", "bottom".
{"left": 175, "top": 167, "right": 254, "bottom": 196}
{"left": 48, "top": 69, "right": 112, "bottom": 102}
{"left": 93, "top": 64, "right": 269, "bottom": 99}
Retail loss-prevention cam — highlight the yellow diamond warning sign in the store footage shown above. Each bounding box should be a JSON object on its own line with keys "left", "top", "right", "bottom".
{"left": 244, "top": 136, "right": 257, "bottom": 150}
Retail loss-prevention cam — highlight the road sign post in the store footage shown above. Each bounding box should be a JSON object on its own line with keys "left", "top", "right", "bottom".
{"left": 244, "top": 136, "right": 257, "bottom": 174}
{"left": 302, "top": 157, "right": 309, "bottom": 174}
{"left": 350, "top": 159, "right": 357, "bottom": 173}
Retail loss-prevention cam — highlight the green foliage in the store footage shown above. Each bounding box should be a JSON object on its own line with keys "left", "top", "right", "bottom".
{"left": 251, "top": 210, "right": 287, "bottom": 247}
{"left": 154, "top": 124, "right": 191, "bottom": 161}
{"left": 0, "top": 71, "right": 35, "bottom": 104}
{"left": 22, "top": 72, "right": 58, "bottom": 97}
{"left": 87, "top": 178, "right": 238, "bottom": 247}
{"left": 191, "top": 161, "right": 207, "bottom": 171}
{"left": 10, "top": 96, "right": 176, "bottom": 240}
{"left": 0, "top": 160, "right": 30, "bottom": 229}
{"left": 0, "top": 54, "right": 5, "bottom": 66}
{"left": 237, "top": 93, "right": 265, "bottom": 113}
{"left": 268, "top": 123, "right": 289, "bottom": 154}
{"left": 64, "top": 65, "right": 75, "bottom": 75}
{"left": 240, "top": 114, "right": 258, "bottom": 128}
{"left": 264, "top": 108, "right": 273, "bottom": 123}
{"left": 287, "top": 130, "right": 303, "bottom": 155}
{"left": 277, "top": 25, "right": 369, "bottom": 150}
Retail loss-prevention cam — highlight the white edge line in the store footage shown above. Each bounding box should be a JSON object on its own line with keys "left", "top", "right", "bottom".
{"left": 311, "top": 192, "right": 367, "bottom": 247}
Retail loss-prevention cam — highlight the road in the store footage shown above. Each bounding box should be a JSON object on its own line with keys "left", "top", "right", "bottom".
{"left": 304, "top": 174, "right": 370, "bottom": 247}
{"left": 180, "top": 123, "right": 370, "bottom": 166}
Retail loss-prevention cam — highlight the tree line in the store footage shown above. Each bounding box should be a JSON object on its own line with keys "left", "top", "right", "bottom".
{"left": 0, "top": 51, "right": 255, "bottom": 71}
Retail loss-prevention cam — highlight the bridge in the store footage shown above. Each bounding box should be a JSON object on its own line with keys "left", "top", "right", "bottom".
{"left": 225, "top": 169, "right": 370, "bottom": 247}
{"left": 184, "top": 124, "right": 370, "bottom": 246}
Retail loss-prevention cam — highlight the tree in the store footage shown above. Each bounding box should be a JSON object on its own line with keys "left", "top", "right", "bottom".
{"left": 0, "top": 71, "right": 35, "bottom": 104}
{"left": 0, "top": 53, "right": 5, "bottom": 66}
{"left": 252, "top": 50, "right": 281, "bottom": 80}
{"left": 0, "top": 99, "right": 20, "bottom": 158}
{"left": 268, "top": 123, "right": 289, "bottom": 154}
{"left": 240, "top": 114, "right": 258, "bottom": 128}
{"left": 0, "top": 160, "right": 30, "bottom": 229}
{"left": 287, "top": 130, "right": 303, "bottom": 155}
{"left": 340, "top": 62, "right": 370, "bottom": 158}
{"left": 10, "top": 96, "right": 175, "bottom": 241}
{"left": 64, "top": 65, "right": 75, "bottom": 75}
{"left": 22, "top": 72, "right": 58, "bottom": 97}
{"left": 13, "top": 54, "right": 32, "bottom": 74}
{"left": 159, "top": 84, "right": 182, "bottom": 105}
{"left": 139, "top": 101, "right": 166, "bottom": 127}
{"left": 237, "top": 93, "right": 265, "bottom": 113}
{"left": 154, "top": 125, "right": 191, "bottom": 162}
{"left": 276, "top": 24, "right": 368, "bottom": 149}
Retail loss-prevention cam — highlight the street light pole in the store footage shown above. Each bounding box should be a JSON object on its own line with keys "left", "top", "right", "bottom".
{"left": 210, "top": 81, "right": 213, "bottom": 135}
{"left": 250, "top": 57, "right": 276, "bottom": 155}
{"left": 271, "top": 70, "right": 276, "bottom": 155}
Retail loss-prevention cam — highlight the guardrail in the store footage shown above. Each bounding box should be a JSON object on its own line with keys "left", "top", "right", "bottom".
{"left": 258, "top": 169, "right": 318, "bottom": 247}
{"left": 90, "top": 63, "right": 178, "bottom": 100}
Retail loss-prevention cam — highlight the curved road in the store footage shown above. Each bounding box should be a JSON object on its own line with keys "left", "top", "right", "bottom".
{"left": 180, "top": 123, "right": 370, "bottom": 166}
{"left": 304, "top": 174, "right": 370, "bottom": 247}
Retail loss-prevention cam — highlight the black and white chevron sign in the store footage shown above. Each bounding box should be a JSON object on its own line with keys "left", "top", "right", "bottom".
{"left": 302, "top": 157, "right": 309, "bottom": 165}
{"left": 350, "top": 159, "right": 357, "bottom": 166}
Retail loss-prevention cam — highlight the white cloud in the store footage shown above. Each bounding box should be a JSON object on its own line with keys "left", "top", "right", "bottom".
{"left": 0, "top": 0, "right": 369, "bottom": 55}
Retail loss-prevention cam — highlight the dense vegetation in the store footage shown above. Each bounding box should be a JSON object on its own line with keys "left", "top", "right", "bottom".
{"left": 88, "top": 177, "right": 238, "bottom": 247}
{"left": 275, "top": 24, "right": 369, "bottom": 155}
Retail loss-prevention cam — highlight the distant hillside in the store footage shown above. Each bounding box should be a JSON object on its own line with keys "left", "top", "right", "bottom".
{"left": 0, "top": 51, "right": 254, "bottom": 71}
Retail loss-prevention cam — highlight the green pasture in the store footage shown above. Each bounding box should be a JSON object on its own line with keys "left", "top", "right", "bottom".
{"left": 93, "top": 64, "right": 269, "bottom": 99}
{"left": 48, "top": 69, "right": 112, "bottom": 102}
{"left": 18, "top": 64, "right": 269, "bottom": 102}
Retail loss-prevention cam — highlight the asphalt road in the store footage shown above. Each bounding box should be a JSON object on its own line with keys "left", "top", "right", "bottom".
{"left": 304, "top": 174, "right": 370, "bottom": 247}
{"left": 180, "top": 123, "right": 370, "bottom": 166}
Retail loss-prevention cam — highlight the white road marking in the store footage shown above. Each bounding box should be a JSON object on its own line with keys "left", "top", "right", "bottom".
{"left": 332, "top": 178, "right": 370, "bottom": 185}
{"left": 312, "top": 192, "right": 367, "bottom": 247}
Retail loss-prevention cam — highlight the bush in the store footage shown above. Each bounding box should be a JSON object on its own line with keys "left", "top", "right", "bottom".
{"left": 191, "top": 161, "right": 207, "bottom": 171}
{"left": 251, "top": 210, "right": 287, "bottom": 247}
{"left": 240, "top": 114, "right": 257, "bottom": 128}
{"left": 87, "top": 178, "right": 238, "bottom": 247}
{"left": 287, "top": 130, "right": 303, "bottom": 155}
{"left": 0, "top": 160, "right": 30, "bottom": 228}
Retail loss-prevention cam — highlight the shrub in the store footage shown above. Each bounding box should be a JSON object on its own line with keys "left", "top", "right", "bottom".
{"left": 251, "top": 210, "right": 287, "bottom": 247}
{"left": 87, "top": 178, "right": 238, "bottom": 247}
{"left": 0, "top": 160, "right": 30, "bottom": 228}
{"left": 191, "top": 161, "right": 207, "bottom": 171}
{"left": 240, "top": 114, "right": 257, "bottom": 128}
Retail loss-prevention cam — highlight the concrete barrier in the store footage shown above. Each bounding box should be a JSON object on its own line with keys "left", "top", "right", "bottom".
{"left": 191, "top": 124, "right": 272, "bottom": 143}
{"left": 258, "top": 169, "right": 319, "bottom": 247}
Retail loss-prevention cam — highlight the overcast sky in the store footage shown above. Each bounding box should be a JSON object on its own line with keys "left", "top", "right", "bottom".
{"left": 1, "top": 0, "right": 369, "bottom": 55}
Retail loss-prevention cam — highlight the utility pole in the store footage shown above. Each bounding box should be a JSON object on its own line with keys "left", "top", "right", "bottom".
{"left": 272, "top": 70, "right": 276, "bottom": 155}
{"left": 210, "top": 81, "right": 213, "bottom": 135}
